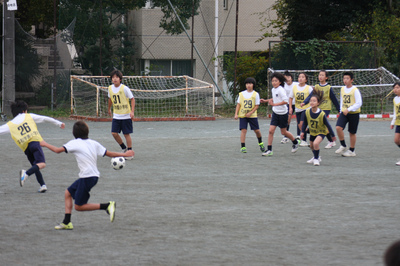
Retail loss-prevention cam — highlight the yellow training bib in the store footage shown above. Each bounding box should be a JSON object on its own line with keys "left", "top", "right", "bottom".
{"left": 314, "top": 84, "right": 332, "bottom": 111}
{"left": 7, "top": 114, "right": 43, "bottom": 151}
{"left": 109, "top": 85, "right": 131, "bottom": 115}
{"left": 238, "top": 91, "right": 257, "bottom": 118}
{"left": 305, "top": 109, "right": 329, "bottom": 136}
{"left": 394, "top": 98, "right": 400, "bottom": 126}
{"left": 293, "top": 85, "right": 311, "bottom": 110}
{"left": 341, "top": 86, "right": 361, "bottom": 114}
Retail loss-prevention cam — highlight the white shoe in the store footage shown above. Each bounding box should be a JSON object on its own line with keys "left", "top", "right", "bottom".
{"left": 396, "top": 161, "right": 400, "bottom": 166}
{"left": 20, "top": 170, "right": 27, "bottom": 187}
{"left": 300, "top": 140, "right": 309, "bottom": 147}
{"left": 262, "top": 150, "right": 273, "bottom": 157}
{"left": 335, "top": 146, "right": 347, "bottom": 154}
{"left": 342, "top": 150, "right": 356, "bottom": 157}
{"left": 123, "top": 149, "right": 134, "bottom": 160}
{"left": 325, "top": 142, "right": 336, "bottom": 149}
{"left": 291, "top": 139, "right": 300, "bottom": 153}
{"left": 313, "top": 159, "right": 320, "bottom": 166}
{"left": 307, "top": 157, "right": 321, "bottom": 164}
{"left": 280, "top": 137, "right": 289, "bottom": 144}
{"left": 38, "top": 185, "right": 47, "bottom": 193}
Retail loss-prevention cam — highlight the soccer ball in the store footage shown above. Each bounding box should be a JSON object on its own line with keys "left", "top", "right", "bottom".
{"left": 111, "top": 157, "right": 125, "bottom": 170}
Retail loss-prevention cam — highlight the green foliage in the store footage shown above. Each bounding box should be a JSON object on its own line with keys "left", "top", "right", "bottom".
{"left": 219, "top": 52, "right": 268, "bottom": 102}
{"left": 33, "top": 107, "right": 70, "bottom": 118}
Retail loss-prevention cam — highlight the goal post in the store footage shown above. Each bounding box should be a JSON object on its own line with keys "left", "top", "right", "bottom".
{"left": 267, "top": 67, "right": 400, "bottom": 117}
{"left": 70, "top": 75, "right": 215, "bottom": 121}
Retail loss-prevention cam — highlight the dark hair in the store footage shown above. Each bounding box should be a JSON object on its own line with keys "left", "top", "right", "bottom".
{"left": 271, "top": 72, "right": 286, "bottom": 86}
{"left": 73, "top": 121, "right": 89, "bottom": 139}
{"left": 283, "top": 71, "right": 294, "bottom": 80}
{"left": 393, "top": 81, "right": 400, "bottom": 88}
{"left": 110, "top": 69, "right": 123, "bottom": 81}
{"left": 343, "top": 71, "right": 354, "bottom": 80}
{"left": 10, "top": 100, "right": 28, "bottom": 117}
{"left": 319, "top": 70, "right": 329, "bottom": 80}
{"left": 298, "top": 72, "right": 309, "bottom": 82}
{"left": 384, "top": 240, "right": 400, "bottom": 266}
{"left": 244, "top": 77, "right": 256, "bottom": 87}
{"left": 310, "top": 88, "right": 324, "bottom": 103}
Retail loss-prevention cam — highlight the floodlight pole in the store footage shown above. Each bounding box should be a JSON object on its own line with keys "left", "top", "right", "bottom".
{"left": 2, "top": 1, "right": 16, "bottom": 117}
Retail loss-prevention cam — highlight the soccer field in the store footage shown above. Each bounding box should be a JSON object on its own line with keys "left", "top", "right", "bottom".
{"left": 0, "top": 118, "right": 398, "bottom": 265}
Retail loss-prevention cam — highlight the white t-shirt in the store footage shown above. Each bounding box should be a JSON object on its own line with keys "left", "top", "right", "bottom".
{"left": 284, "top": 81, "right": 299, "bottom": 98}
{"left": 63, "top": 138, "right": 107, "bottom": 178}
{"left": 271, "top": 86, "right": 289, "bottom": 115}
{"left": 0, "top": 113, "right": 63, "bottom": 135}
{"left": 108, "top": 84, "right": 134, "bottom": 120}
{"left": 236, "top": 90, "right": 260, "bottom": 105}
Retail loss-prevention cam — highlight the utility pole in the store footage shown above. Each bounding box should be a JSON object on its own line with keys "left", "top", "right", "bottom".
{"left": 2, "top": 0, "right": 17, "bottom": 117}
{"left": 52, "top": 0, "right": 57, "bottom": 111}
{"left": 233, "top": 0, "right": 239, "bottom": 97}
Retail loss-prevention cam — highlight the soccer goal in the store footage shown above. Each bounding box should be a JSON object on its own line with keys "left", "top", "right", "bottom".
{"left": 268, "top": 67, "right": 400, "bottom": 117}
{"left": 70, "top": 75, "right": 215, "bottom": 121}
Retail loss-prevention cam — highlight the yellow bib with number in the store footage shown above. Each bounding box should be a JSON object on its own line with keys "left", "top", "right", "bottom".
{"left": 305, "top": 109, "right": 328, "bottom": 136}
{"left": 109, "top": 85, "right": 131, "bottom": 115}
{"left": 314, "top": 84, "right": 332, "bottom": 111}
{"left": 341, "top": 86, "right": 361, "bottom": 114}
{"left": 238, "top": 91, "right": 257, "bottom": 118}
{"left": 7, "top": 114, "right": 43, "bottom": 151}
{"left": 293, "top": 85, "right": 311, "bottom": 110}
{"left": 394, "top": 98, "right": 400, "bottom": 126}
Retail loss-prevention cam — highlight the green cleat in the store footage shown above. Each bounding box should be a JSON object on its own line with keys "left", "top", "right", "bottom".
{"left": 55, "top": 222, "right": 73, "bottom": 230}
{"left": 240, "top": 147, "right": 247, "bottom": 153}
{"left": 259, "top": 142, "right": 266, "bottom": 152}
{"left": 106, "top": 201, "right": 116, "bottom": 222}
{"left": 262, "top": 150, "right": 273, "bottom": 157}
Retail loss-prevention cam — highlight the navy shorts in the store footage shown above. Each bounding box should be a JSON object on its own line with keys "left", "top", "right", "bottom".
{"left": 309, "top": 134, "right": 326, "bottom": 142}
{"left": 395, "top": 126, "right": 400, "bottom": 134}
{"left": 336, "top": 113, "right": 360, "bottom": 134}
{"left": 323, "top": 110, "right": 331, "bottom": 116}
{"left": 24, "top": 141, "right": 45, "bottom": 165}
{"left": 296, "top": 111, "right": 305, "bottom": 125}
{"left": 68, "top": 176, "right": 98, "bottom": 206}
{"left": 270, "top": 112, "right": 289, "bottom": 129}
{"left": 112, "top": 119, "right": 133, "bottom": 134}
{"left": 239, "top": 117, "right": 260, "bottom": 130}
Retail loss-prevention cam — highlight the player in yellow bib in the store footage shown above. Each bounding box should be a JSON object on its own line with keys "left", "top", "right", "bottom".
{"left": 289, "top": 72, "right": 313, "bottom": 147}
{"left": 301, "top": 70, "right": 340, "bottom": 149}
{"left": 390, "top": 82, "right": 400, "bottom": 165}
{"left": 0, "top": 101, "right": 65, "bottom": 192}
{"left": 335, "top": 71, "right": 362, "bottom": 157}
{"left": 300, "top": 90, "right": 336, "bottom": 166}
{"left": 108, "top": 70, "right": 135, "bottom": 160}
{"left": 234, "top": 77, "right": 265, "bottom": 153}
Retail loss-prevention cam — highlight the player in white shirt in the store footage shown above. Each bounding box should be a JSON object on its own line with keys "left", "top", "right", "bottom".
{"left": 260, "top": 73, "right": 300, "bottom": 156}
{"left": 390, "top": 82, "right": 400, "bottom": 165}
{"left": 41, "top": 121, "right": 134, "bottom": 230}
{"left": 280, "top": 71, "right": 299, "bottom": 144}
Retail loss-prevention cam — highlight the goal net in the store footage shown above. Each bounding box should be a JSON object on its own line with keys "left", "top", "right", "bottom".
{"left": 268, "top": 67, "right": 400, "bottom": 116}
{"left": 70, "top": 75, "right": 215, "bottom": 121}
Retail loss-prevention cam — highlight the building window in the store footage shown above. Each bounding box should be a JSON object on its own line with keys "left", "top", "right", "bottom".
{"left": 141, "top": 59, "right": 194, "bottom": 76}
{"left": 223, "top": 0, "right": 228, "bottom": 10}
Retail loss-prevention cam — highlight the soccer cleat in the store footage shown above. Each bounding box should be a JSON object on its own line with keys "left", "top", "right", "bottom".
{"left": 123, "top": 149, "right": 134, "bottom": 160}
{"left": 280, "top": 137, "right": 289, "bottom": 144}
{"left": 20, "top": 170, "right": 27, "bottom": 187}
{"left": 307, "top": 157, "right": 321, "bottom": 164}
{"left": 38, "top": 185, "right": 47, "bottom": 193}
{"left": 300, "top": 140, "right": 309, "bottom": 147}
{"left": 291, "top": 139, "right": 300, "bottom": 153}
{"left": 262, "top": 150, "right": 273, "bottom": 156}
{"left": 342, "top": 150, "right": 356, "bottom": 157}
{"left": 55, "top": 222, "right": 73, "bottom": 230}
{"left": 325, "top": 142, "right": 336, "bottom": 149}
{"left": 106, "top": 201, "right": 116, "bottom": 222}
{"left": 259, "top": 142, "right": 266, "bottom": 152}
{"left": 335, "top": 145, "right": 347, "bottom": 154}
{"left": 240, "top": 147, "right": 247, "bottom": 153}
{"left": 313, "top": 159, "right": 320, "bottom": 166}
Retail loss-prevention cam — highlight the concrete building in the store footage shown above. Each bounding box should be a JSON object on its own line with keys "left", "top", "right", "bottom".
{"left": 129, "top": 0, "right": 278, "bottom": 102}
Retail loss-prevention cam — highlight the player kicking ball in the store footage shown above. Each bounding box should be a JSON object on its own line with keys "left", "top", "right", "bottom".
{"left": 41, "top": 121, "right": 134, "bottom": 230}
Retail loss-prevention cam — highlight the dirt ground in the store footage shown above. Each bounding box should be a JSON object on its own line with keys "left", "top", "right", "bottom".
{"left": 0, "top": 118, "right": 399, "bottom": 265}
